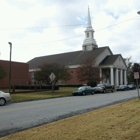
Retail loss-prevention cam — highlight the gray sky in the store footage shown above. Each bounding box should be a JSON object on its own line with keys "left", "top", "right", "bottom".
{"left": 0, "top": 0, "right": 140, "bottom": 63}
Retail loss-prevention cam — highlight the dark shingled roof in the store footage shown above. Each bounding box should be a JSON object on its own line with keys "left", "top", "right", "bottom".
{"left": 99, "top": 54, "right": 120, "bottom": 66}
{"left": 27, "top": 46, "right": 111, "bottom": 69}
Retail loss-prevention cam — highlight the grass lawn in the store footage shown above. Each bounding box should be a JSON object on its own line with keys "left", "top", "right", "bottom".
{"left": 1, "top": 98, "right": 140, "bottom": 140}
{"left": 10, "top": 87, "right": 77, "bottom": 103}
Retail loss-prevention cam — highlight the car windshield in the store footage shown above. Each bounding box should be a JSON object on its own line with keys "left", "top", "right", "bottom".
{"left": 97, "top": 84, "right": 104, "bottom": 87}
{"left": 78, "top": 87, "right": 86, "bottom": 90}
{"left": 119, "top": 85, "right": 124, "bottom": 87}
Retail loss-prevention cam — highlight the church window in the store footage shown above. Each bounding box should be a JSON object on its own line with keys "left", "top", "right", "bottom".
{"left": 31, "top": 73, "right": 34, "bottom": 84}
{"left": 87, "top": 33, "right": 89, "bottom": 38}
{"left": 70, "top": 71, "right": 73, "bottom": 74}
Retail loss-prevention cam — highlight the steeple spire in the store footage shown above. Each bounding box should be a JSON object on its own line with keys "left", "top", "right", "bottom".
{"left": 82, "top": 6, "right": 98, "bottom": 51}
{"left": 87, "top": 6, "right": 92, "bottom": 28}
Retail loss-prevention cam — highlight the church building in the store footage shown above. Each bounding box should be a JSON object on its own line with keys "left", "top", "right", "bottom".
{"left": 28, "top": 8, "right": 127, "bottom": 86}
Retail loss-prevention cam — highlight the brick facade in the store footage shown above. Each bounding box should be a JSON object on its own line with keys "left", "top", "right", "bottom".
{"left": 29, "top": 67, "right": 87, "bottom": 85}
{"left": 0, "top": 60, "right": 29, "bottom": 88}
{"left": 62, "top": 68, "right": 86, "bottom": 85}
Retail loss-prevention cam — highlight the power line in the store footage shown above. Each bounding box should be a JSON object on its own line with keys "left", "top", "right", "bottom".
{"left": 0, "top": 16, "right": 139, "bottom": 31}
{"left": 14, "top": 34, "right": 84, "bottom": 46}
{"left": 96, "top": 16, "right": 140, "bottom": 31}
{"left": 9, "top": 15, "right": 140, "bottom": 46}
{"left": 0, "top": 24, "right": 86, "bottom": 31}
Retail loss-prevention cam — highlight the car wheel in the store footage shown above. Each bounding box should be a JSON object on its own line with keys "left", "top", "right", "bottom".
{"left": 0, "top": 98, "right": 6, "bottom": 106}
{"left": 82, "top": 92, "right": 86, "bottom": 96}
{"left": 103, "top": 89, "right": 106, "bottom": 93}
{"left": 91, "top": 91, "right": 94, "bottom": 95}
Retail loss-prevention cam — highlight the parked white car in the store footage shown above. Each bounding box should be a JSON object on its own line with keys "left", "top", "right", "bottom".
{"left": 0, "top": 90, "right": 11, "bottom": 106}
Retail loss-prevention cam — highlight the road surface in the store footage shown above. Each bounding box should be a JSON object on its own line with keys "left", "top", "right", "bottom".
{"left": 0, "top": 90, "right": 138, "bottom": 137}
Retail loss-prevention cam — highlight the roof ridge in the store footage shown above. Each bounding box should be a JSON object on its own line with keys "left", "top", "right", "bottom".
{"left": 36, "top": 50, "right": 83, "bottom": 58}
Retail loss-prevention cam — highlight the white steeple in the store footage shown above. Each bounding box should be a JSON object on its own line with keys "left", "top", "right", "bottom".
{"left": 82, "top": 7, "right": 98, "bottom": 51}
{"left": 87, "top": 6, "right": 92, "bottom": 28}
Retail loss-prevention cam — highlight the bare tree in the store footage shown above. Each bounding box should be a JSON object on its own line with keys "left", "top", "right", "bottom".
{"left": 124, "top": 57, "right": 134, "bottom": 84}
{"left": 34, "top": 63, "right": 71, "bottom": 85}
{"left": 132, "top": 63, "right": 140, "bottom": 85}
{"left": 76, "top": 58, "right": 100, "bottom": 85}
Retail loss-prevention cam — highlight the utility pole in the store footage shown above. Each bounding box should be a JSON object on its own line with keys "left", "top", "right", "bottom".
{"left": 8, "top": 42, "right": 12, "bottom": 94}
{"left": 136, "top": 11, "right": 140, "bottom": 99}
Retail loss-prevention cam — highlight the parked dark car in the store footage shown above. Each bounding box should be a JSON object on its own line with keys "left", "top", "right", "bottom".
{"left": 72, "top": 86, "right": 94, "bottom": 96}
{"left": 117, "top": 85, "right": 129, "bottom": 91}
{"left": 94, "top": 83, "right": 114, "bottom": 93}
{"left": 127, "top": 84, "right": 136, "bottom": 90}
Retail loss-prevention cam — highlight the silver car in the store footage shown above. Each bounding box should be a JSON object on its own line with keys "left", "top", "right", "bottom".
{"left": 0, "top": 90, "right": 11, "bottom": 106}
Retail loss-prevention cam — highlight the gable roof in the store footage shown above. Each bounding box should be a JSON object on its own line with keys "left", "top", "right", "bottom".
{"left": 99, "top": 54, "right": 127, "bottom": 68}
{"left": 27, "top": 46, "right": 111, "bottom": 69}
{"left": 99, "top": 55, "right": 120, "bottom": 66}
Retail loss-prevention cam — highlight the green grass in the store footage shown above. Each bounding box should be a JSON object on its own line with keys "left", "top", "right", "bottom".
{"left": 10, "top": 87, "right": 77, "bottom": 103}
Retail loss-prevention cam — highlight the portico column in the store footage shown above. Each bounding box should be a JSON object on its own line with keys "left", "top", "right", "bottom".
{"left": 124, "top": 70, "right": 127, "bottom": 85}
{"left": 115, "top": 68, "right": 118, "bottom": 86}
{"left": 120, "top": 69, "right": 123, "bottom": 85}
{"left": 99, "top": 68, "right": 102, "bottom": 83}
{"left": 110, "top": 67, "right": 114, "bottom": 85}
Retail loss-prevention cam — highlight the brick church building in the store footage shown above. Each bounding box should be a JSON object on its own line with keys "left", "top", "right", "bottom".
{"left": 27, "top": 8, "right": 127, "bottom": 86}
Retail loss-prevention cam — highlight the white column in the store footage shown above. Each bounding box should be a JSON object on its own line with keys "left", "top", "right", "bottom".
{"left": 120, "top": 69, "right": 123, "bottom": 85}
{"left": 115, "top": 68, "right": 118, "bottom": 86}
{"left": 100, "top": 68, "right": 102, "bottom": 83}
{"left": 110, "top": 67, "right": 114, "bottom": 85}
{"left": 124, "top": 70, "right": 127, "bottom": 85}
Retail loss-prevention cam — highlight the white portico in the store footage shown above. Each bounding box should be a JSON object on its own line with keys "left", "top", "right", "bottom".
{"left": 99, "top": 55, "right": 127, "bottom": 86}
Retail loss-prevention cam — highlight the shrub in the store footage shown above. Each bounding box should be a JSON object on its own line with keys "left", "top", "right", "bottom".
{"left": 87, "top": 81, "right": 97, "bottom": 87}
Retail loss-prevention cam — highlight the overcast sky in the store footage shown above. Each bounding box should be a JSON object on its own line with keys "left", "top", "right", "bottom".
{"left": 0, "top": 0, "right": 140, "bottom": 63}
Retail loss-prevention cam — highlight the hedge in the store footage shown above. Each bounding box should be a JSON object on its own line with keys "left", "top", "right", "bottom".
{"left": 12, "top": 85, "right": 59, "bottom": 90}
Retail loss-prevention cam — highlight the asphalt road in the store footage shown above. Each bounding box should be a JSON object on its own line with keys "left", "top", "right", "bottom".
{"left": 0, "top": 90, "right": 138, "bottom": 137}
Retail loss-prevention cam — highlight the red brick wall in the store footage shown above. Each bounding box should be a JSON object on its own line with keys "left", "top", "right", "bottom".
{"left": 62, "top": 68, "right": 87, "bottom": 85}
{"left": 28, "top": 68, "right": 87, "bottom": 85}
{"left": 0, "top": 60, "right": 29, "bottom": 88}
